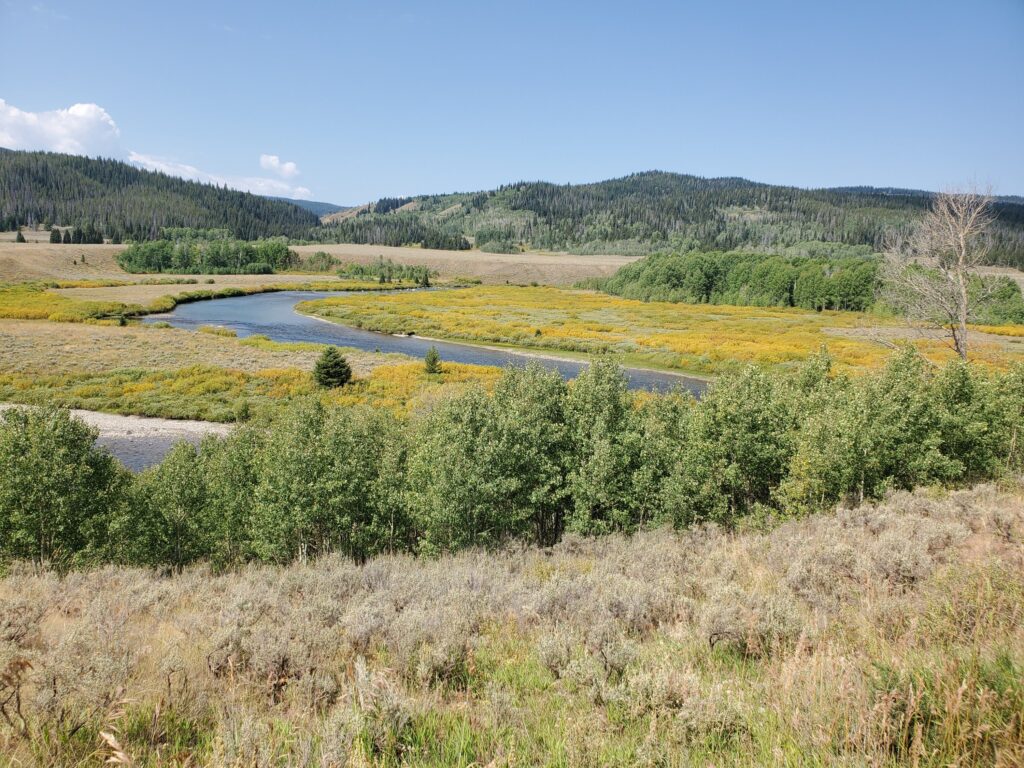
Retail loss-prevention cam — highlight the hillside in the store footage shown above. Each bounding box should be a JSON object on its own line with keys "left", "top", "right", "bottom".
{"left": 0, "top": 149, "right": 320, "bottom": 240}
{"left": 267, "top": 196, "right": 348, "bottom": 218}
{"left": 315, "top": 172, "right": 1024, "bottom": 267}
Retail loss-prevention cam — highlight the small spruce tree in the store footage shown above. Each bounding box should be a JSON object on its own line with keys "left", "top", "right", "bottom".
{"left": 424, "top": 345, "right": 442, "bottom": 374}
{"left": 49, "top": 228, "right": 61, "bottom": 243}
{"left": 14, "top": 230, "right": 26, "bottom": 243}
{"left": 313, "top": 346, "right": 352, "bottom": 388}
{"left": 62, "top": 229, "right": 72, "bottom": 244}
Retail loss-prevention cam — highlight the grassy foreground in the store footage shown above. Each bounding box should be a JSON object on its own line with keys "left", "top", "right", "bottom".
{"left": 299, "top": 286, "right": 1024, "bottom": 375}
{"left": 1, "top": 484, "right": 1021, "bottom": 766}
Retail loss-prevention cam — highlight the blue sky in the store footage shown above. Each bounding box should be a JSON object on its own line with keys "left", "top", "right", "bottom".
{"left": 1, "top": 0, "right": 1022, "bottom": 203}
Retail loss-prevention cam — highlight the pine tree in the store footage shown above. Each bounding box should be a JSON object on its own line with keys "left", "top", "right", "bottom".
{"left": 424, "top": 345, "right": 442, "bottom": 374}
{"left": 62, "top": 229, "right": 71, "bottom": 244}
{"left": 14, "top": 230, "right": 26, "bottom": 243}
{"left": 313, "top": 346, "right": 352, "bottom": 388}
{"left": 49, "top": 228, "right": 61, "bottom": 243}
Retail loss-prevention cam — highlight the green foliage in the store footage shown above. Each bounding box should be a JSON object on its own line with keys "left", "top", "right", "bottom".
{"left": 124, "top": 443, "right": 213, "bottom": 569}
{"left": 250, "top": 401, "right": 405, "bottom": 562}
{"left": 424, "top": 345, "right": 442, "bottom": 374}
{"left": 314, "top": 211, "right": 471, "bottom": 250}
{"left": 14, "top": 230, "right": 25, "bottom": 243}
{"left": 117, "top": 230, "right": 295, "bottom": 274}
{"left": 597, "top": 249, "right": 880, "bottom": 310}
{"left": 313, "top": 346, "right": 352, "bottom": 388}
{"left": 49, "top": 227, "right": 61, "bottom": 243}
{"left": 337, "top": 257, "right": 434, "bottom": 286}
{"left": 0, "top": 407, "right": 128, "bottom": 566}
{"left": 407, "top": 366, "right": 569, "bottom": 552}
{"left": 2, "top": 353, "right": 1023, "bottom": 570}
{"left": 0, "top": 149, "right": 319, "bottom": 239}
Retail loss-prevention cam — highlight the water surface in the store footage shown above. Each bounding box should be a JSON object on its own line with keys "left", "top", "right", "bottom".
{"left": 146, "top": 291, "right": 707, "bottom": 394}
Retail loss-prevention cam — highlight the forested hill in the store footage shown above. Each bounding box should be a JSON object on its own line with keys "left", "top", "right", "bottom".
{"left": 0, "top": 149, "right": 320, "bottom": 240}
{"left": 267, "top": 196, "right": 348, "bottom": 218}
{"left": 5, "top": 152, "right": 1023, "bottom": 264}
{"left": 315, "top": 172, "right": 1024, "bottom": 267}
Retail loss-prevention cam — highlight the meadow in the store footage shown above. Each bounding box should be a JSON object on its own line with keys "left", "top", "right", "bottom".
{"left": 0, "top": 319, "right": 499, "bottom": 421}
{"left": 1, "top": 482, "right": 1020, "bottom": 766}
{"left": 299, "top": 285, "right": 1024, "bottom": 375}
{"left": 0, "top": 239, "right": 635, "bottom": 286}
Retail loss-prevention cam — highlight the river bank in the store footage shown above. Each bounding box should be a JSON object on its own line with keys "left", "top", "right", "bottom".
{"left": 0, "top": 403, "right": 230, "bottom": 470}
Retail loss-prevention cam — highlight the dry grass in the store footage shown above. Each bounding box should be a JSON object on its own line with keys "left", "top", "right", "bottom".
{"left": 0, "top": 319, "right": 382, "bottom": 374}
{"left": 0, "top": 240, "right": 637, "bottom": 287}
{"left": 290, "top": 243, "right": 638, "bottom": 285}
{"left": 1, "top": 484, "right": 1021, "bottom": 766}
{"left": 0, "top": 241, "right": 128, "bottom": 281}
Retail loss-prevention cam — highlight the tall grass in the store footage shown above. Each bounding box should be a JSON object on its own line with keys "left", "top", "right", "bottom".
{"left": 1, "top": 484, "right": 1020, "bottom": 766}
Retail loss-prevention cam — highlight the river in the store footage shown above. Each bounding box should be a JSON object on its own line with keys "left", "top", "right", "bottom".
{"left": 144, "top": 290, "right": 708, "bottom": 394}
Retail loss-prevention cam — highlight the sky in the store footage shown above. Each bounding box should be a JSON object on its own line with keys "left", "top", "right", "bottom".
{"left": 1, "top": 0, "right": 1022, "bottom": 204}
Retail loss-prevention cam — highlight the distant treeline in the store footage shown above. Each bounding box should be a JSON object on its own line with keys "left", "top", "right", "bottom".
{"left": 116, "top": 228, "right": 294, "bottom": 274}
{"left": 311, "top": 213, "right": 471, "bottom": 250}
{"left": 336, "top": 257, "right": 434, "bottom": 285}
{"left": 2, "top": 352, "right": 1022, "bottom": 569}
{"left": 592, "top": 247, "right": 1024, "bottom": 323}
{"left": 0, "top": 149, "right": 319, "bottom": 240}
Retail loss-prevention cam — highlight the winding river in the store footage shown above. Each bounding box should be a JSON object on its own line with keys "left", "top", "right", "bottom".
{"left": 145, "top": 290, "right": 708, "bottom": 394}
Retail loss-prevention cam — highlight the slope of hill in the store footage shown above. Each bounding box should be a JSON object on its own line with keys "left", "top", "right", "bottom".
{"left": 0, "top": 149, "right": 320, "bottom": 240}
{"left": 267, "top": 196, "right": 348, "bottom": 218}
{"left": 316, "top": 172, "right": 1024, "bottom": 267}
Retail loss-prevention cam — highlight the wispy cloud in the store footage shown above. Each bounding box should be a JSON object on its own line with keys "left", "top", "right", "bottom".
{"left": 30, "top": 2, "right": 69, "bottom": 21}
{"left": 0, "top": 99, "right": 119, "bottom": 156}
{"left": 129, "top": 151, "right": 313, "bottom": 199}
{"left": 259, "top": 153, "right": 299, "bottom": 179}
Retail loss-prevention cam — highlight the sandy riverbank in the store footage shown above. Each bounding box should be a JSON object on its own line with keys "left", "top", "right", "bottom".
{"left": 0, "top": 404, "right": 231, "bottom": 470}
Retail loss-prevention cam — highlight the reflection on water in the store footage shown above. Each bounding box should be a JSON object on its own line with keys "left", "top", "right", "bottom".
{"left": 144, "top": 291, "right": 708, "bottom": 394}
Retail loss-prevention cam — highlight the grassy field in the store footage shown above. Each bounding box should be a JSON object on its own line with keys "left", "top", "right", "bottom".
{"left": 0, "top": 319, "right": 499, "bottom": 421}
{"left": 299, "top": 285, "right": 1024, "bottom": 375}
{"left": 1, "top": 483, "right": 1020, "bottom": 766}
{"left": 289, "top": 243, "right": 638, "bottom": 285}
{"left": 0, "top": 240, "right": 636, "bottom": 286}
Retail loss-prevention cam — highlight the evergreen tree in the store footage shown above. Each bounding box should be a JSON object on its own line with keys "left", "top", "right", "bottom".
{"left": 62, "top": 229, "right": 71, "bottom": 244}
{"left": 14, "top": 230, "right": 25, "bottom": 243}
{"left": 49, "top": 227, "right": 61, "bottom": 243}
{"left": 313, "top": 346, "right": 352, "bottom": 388}
{"left": 424, "top": 345, "right": 442, "bottom": 374}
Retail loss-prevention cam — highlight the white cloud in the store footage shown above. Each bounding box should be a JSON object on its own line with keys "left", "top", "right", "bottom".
{"left": 0, "top": 99, "right": 120, "bottom": 156}
{"left": 129, "top": 151, "right": 313, "bottom": 199}
{"left": 259, "top": 153, "right": 299, "bottom": 179}
{"left": 0, "top": 98, "right": 314, "bottom": 200}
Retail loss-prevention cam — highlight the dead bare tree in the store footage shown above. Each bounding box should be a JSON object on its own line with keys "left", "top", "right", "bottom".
{"left": 881, "top": 189, "right": 996, "bottom": 360}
